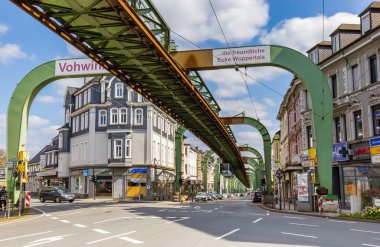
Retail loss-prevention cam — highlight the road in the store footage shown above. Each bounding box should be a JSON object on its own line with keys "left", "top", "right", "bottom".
{"left": 0, "top": 197, "right": 379, "bottom": 247}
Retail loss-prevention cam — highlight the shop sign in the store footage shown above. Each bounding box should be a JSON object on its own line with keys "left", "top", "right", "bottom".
{"left": 55, "top": 58, "right": 108, "bottom": 76}
{"left": 332, "top": 142, "right": 349, "bottom": 162}
{"left": 370, "top": 137, "right": 380, "bottom": 163}
{"left": 81, "top": 170, "right": 88, "bottom": 176}
{"left": 297, "top": 173, "right": 309, "bottom": 202}
{"left": 128, "top": 168, "right": 147, "bottom": 183}
{"left": 212, "top": 46, "right": 270, "bottom": 66}
{"left": 374, "top": 198, "right": 380, "bottom": 208}
{"left": 301, "top": 149, "right": 313, "bottom": 167}
{"left": 351, "top": 141, "right": 371, "bottom": 160}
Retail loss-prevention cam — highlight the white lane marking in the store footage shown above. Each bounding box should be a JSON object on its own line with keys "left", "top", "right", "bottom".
{"left": 283, "top": 216, "right": 306, "bottom": 220}
{"left": 215, "top": 229, "right": 240, "bottom": 240}
{"left": 219, "top": 211, "right": 235, "bottom": 214}
{"left": 74, "top": 224, "right": 87, "bottom": 228}
{"left": 158, "top": 209, "right": 167, "bottom": 212}
{"left": 214, "top": 208, "right": 218, "bottom": 210}
{"left": 194, "top": 206, "right": 201, "bottom": 209}
{"left": 289, "top": 223, "right": 319, "bottom": 227}
{"left": 249, "top": 213, "right": 266, "bottom": 216}
{"left": 92, "top": 229, "right": 110, "bottom": 234}
{"left": 281, "top": 232, "right": 317, "bottom": 239}
{"left": 149, "top": 216, "right": 161, "bottom": 219}
{"left": 362, "top": 244, "right": 380, "bottom": 247}
{"left": 119, "top": 237, "right": 144, "bottom": 244}
{"left": 45, "top": 214, "right": 51, "bottom": 217}
{"left": 57, "top": 211, "right": 83, "bottom": 217}
{"left": 328, "top": 219, "right": 357, "bottom": 224}
{"left": 166, "top": 217, "right": 177, "bottom": 219}
{"left": 208, "top": 210, "right": 213, "bottom": 213}
{"left": 350, "top": 229, "right": 380, "bottom": 234}
{"left": 51, "top": 217, "right": 58, "bottom": 220}
{"left": 266, "top": 211, "right": 270, "bottom": 216}
{"left": 191, "top": 211, "right": 201, "bottom": 212}
{"left": 93, "top": 217, "right": 131, "bottom": 224}
{"left": 86, "top": 231, "right": 135, "bottom": 245}
{"left": 59, "top": 220, "right": 70, "bottom": 223}
{"left": 166, "top": 217, "right": 191, "bottom": 224}
{"left": 22, "top": 234, "right": 74, "bottom": 247}
{"left": 252, "top": 218, "right": 263, "bottom": 223}
{"left": 0, "top": 231, "right": 53, "bottom": 242}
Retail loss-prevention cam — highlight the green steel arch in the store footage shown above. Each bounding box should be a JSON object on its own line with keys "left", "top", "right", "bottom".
{"left": 202, "top": 150, "right": 214, "bottom": 191}
{"left": 221, "top": 116, "right": 272, "bottom": 192}
{"left": 239, "top": 145, "right": 264, "bottom": 189}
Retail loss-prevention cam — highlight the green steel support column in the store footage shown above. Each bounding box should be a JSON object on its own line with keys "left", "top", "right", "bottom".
{"left": 214, "top": 158, "right": 221, "bottom": 194}
{"left": 175, "top": 126, "right": 186, "bottom": 193}
{"left": 202, "top": 150, "right": 214, "bottom": 192}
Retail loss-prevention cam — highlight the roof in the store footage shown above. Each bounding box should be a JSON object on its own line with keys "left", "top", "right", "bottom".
{"left": 306, "top": 41, "right": 332, "bottom": 53}
{"left": 359, "top": 2, "right": 380, "bottom": 17}
{"left": 29, "top": 146, "right": 47, "bottom": 164}
{"left": 330, "top": 24, "right": 360, "bottom": 37}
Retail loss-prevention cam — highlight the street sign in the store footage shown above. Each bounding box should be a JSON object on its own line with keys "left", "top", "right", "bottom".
{"left": 369, "top": 137, "right": 380, "bottom": 163}
{"left": 81, "top": 170, "right": 88, "bottom": 176}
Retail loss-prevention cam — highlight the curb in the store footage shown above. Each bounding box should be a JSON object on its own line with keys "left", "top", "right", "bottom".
{"left": 259, "top": 204, "right": 380, "bottom": 224}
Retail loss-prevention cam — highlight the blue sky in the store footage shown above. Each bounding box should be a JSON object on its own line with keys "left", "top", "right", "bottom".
{"left": 0, "top": 0, "right": 374, "bottom": 157}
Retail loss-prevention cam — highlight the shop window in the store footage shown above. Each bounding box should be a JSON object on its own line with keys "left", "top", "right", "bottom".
{"left": 354, "top": 110, "right": 363, "bottom": 139}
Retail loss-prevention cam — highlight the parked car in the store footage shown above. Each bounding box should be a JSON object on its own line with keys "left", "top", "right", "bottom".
{"left": 222, "top": 193, "right": 230, "bottom": 199}
{"left": 207, "top": 193, "right": 214, "bottom": 201}
{"left": 195, "top": 192, "right": 208, "bottom": 202}
{"left": 252, "top": 191, "right": 262, "bottom": 203}
{"left": 39, "top": 186, "right": 75, "bottom": 203}
{"left": 215, "top": 193, "right": 223, "bottom": 200}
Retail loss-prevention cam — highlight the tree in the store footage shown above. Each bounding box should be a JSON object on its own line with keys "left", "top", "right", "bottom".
{"left": 0, "top": 149, "right": 6, "bottom": 168}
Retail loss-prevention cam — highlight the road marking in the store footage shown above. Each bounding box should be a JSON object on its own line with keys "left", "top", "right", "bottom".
{"left": 252, "top": 218, "right": 263, "bottom": 223}
{"left": 194, "top": 206, "right": 201, "bottom": 209}
{"left": 166, "top": 217, "right": 191, "bottom": 224}
{"left": 158, "top": 209, "right": 167, "bottom": 212}
{"left": 191, "top": 210, "right": 201, "bottom": 212}
{"left": 59, "top": 220, "right": 70, "bottom": 223}
{"left": 74, "top": 224, "right": 87, "bottom": 228}
{"left": 92, "top": 229, "right": 110, "bottom": 234}
{"left": 283, "top": 216, "right": 306, "bottom": 220}
{"left": 22, "top": 234, "right": 74, "bottom": 247}
{"left": 362, "top": 244, "right": 380, "bottom": 247}
{"left": 51, "top": 217, "right": 58, "bottom": 220}
{"left": 86, "top": 231, "right": 136, "bottom": 245}
{"left": 374, "top": 238, "right": 380, "bottom": 240}
{"left": 350, "top": 229, "right": 380, "bottom": 234}
{"left": 166, "top": 217, "right": 177, "bottom": 219}
{"left": 182, "top": 210, "right": 189, "bottom": 212}
{"left": 281, "top": 232, "right": 317, "bottom": 239}
{"left": 215, "top": 229, "right": 240, "bottom": 240}
{"left": 328, "top": 220, "right": 357, "bottom": 224}
{"left": 149, "top": 216, "right": 161, "bottom": 219}
{"left": 45, "top": 214, "right": 51, "bottom": 217}
{"left": 93, "top": 217, "right": 131, "bottom": 224}
{"left": 266, "top": 211, "right": 270, "bottom": 215}
{"left": 249, "top": 213, "right": 266, "bottom": 216}
{"left": 219, "top": 211, "right": 235, "bottom": 214}
{"left": 0, "top": 231, "right": 53, "bottom": 242}
{"left": 289, "top": 223, "right": 319, "bottom": 227}
{"left": 214, "top": 208, "right": 218, "bottom": 210}
{"left": 119, "top": 237, "right": 144, "bottom": 244}
{"left": 57, "top": 211, "right": 83, "bottom": 217}
{"left": 208, "top": 210, "right": 213, "bottom": 213}
{"left": 135, "top": 216, "right": 146, "bottom": 219}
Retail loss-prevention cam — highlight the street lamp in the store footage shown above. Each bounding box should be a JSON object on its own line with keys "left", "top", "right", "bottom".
{"left": 275, "top": 168, "right": 284, "bottom": 210}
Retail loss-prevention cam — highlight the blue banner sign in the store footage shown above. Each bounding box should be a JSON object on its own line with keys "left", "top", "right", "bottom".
{"left": 370, "top": 137, "right": 380, "bottom": 147}
{"left": 128, "top": 168, "right": 147, "bottom": 174}
{"left": 81, "top": 170, "right": 88, "bottom": 176}
{"left": 332, "top": 142, "right": 349, "bottom": 162}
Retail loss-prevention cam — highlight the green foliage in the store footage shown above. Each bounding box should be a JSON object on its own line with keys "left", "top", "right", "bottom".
{"left": 361, "top": 189, "right": 380, "bottom": 208}
{"left": 363, "top": 206, "right": 380, "bottom": 220}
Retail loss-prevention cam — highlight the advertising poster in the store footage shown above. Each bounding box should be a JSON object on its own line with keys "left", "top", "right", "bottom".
{"left": 297, "top": 173, "right": 309, "bottom": 202}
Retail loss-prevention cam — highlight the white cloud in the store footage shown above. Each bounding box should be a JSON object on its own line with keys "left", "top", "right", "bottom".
{"left": 260, "top": 12, "right": 359, "bottom": 53}
{"left": 36, "top": 95, "right": 57, "bottom": 104}
{"left": 152, "top": 0, "right": 269, "bottom": 45}
{"left": 184, "top": 135, "right": 209, "bottom": 152}
{"left": 0, "top": 43, "right": 28, "bottom": 64}
{"left": 0, "top": 24, "right": 9, "bottom": 35}
{"left": 28, "top": 115, "right": 50, "bottom": 127}
{"left": 40, "top": 125, "right": 60, "bottom": 135}
{"left": 218, "top": 98, "right": 270, "bottom": 122}
{"left": 53, "top": 78, "right": 84, "bottom": 96}
{"left": 263, "top": 97, "right": 276, "bottom": 106}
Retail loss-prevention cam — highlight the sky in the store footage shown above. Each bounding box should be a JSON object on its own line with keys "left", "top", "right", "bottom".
{"left": 0, "top": 0, "right": 374, "bottom": 158}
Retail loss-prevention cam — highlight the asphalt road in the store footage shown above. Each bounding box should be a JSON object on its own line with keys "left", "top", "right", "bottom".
{"left": 0, "top": 196, "right": 379, "bottom": 247}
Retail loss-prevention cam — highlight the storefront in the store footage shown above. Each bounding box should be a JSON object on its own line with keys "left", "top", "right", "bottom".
{"left": 94, "top": 168, "right": 112, "bottom": 197}
{"left": 70, "top": 170, "right": 88, "bottom": 196}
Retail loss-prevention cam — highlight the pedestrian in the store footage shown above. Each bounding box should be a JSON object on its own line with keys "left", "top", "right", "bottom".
{"left": 0, "top": 186, "right": 7, "bottom": 211}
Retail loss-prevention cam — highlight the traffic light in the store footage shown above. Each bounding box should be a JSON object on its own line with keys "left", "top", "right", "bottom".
{"left": 94, "top": 176, "right": 99, "bottom": 183}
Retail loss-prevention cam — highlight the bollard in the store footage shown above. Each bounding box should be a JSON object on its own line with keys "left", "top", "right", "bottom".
{"left": 25, "top": 191, "right": 31, "bottom": 208}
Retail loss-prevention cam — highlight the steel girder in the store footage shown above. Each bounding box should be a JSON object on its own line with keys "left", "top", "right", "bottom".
{"left": 12, "top": 0, "right": 248, "bottom": 186}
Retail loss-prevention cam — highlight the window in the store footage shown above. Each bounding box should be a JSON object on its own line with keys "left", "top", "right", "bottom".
{"left": 128, "top": 90, "right": 132, "bottom": 101}
{"left": 87, "top": 88, "right": 91, "bottom": 103}
{"left": 135, "top": 108, "right": 143, "bottom": 125}
{"left": 72, "top": 118, "right": 76, "bottom": 133}
{"left": 114, "top": 139, "right": 122, "bottom": 158}
{"left": 372, "top": 104, "right": 380, "bottom": 136}
{"left": 335, "top": 117, "right": 342, "bottom": 143}
{"left": 81, "top": 114, "right": 85, "bottom": 130}
{"left": 158, "top": 115, "right": 161, "bottom": 129}
{"left": 75, "top": 116, "right": 79, "bottom": 132}
{"left": 85, "top": 112, "right": 89, "bottom": 129}
{"left": 125, "top": 139, "right": 131, "bottom": 158}
{"left": 342, "top": 115, "right": 347, "bottom": 141}
{"left": 369, "top": 55, "right": 378, "bottom": 84}
{"left": 99, "top": 110, "right": 107, "bottom": 126}
{"left": 153, "top": 111, "right": 157, "bottom": 127}
{"left": 331, "top": 74, "right": 338, "bottom": 99}
{"left": 306, "top": 126, "right": 313, "bottom": 148}
{"left": 110, "top": 108, "right": 118, "bottom": 124}
{"left": 332, "top": 34, "right": 339, "bottom": 53}
{"left": 354, "top": 110, "right": 363, "bottom": 139}
{"left": 78, "top": 94, "right": 82, "bottom": 108}
{"left": 361, "top": 12, "right": 371, "bottom": 35}
{"left": 309, "top": 49, "right": 318, "bottom": 64}
{"left": 120, "top": 108, "right": 127, "bottom": 124}
{"left": 304, "top": 90, "right": 309, "bottom": 110}
{"left": 115, "top": 83, "right": 123, "bottom": 98}
{"left": 137, "top": 94, "right": 142, "bottom": 102}
{"left": 65, "top": 109, "right": 70, "bottom": 124}
{"left": 352, "top": 64, "right": 359, "bottom": 91}
{"left": 58, "top": 133, "right": 63, "bottom": 149}
{"left": 84, "top": 91, "right": 88, "bottom": 105}
{"left": 75, "top": 96, "right": 79, "bottom": 109}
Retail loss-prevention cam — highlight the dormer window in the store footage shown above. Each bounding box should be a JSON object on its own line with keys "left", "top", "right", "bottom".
{"left": 361, "top": 12, "right": 371, "bottom": 35}
{"left": 332, "top": 34, "right": 339, "bottom": 53}
{"left": 309, "top": 49, "right": 319, "bottom": 64}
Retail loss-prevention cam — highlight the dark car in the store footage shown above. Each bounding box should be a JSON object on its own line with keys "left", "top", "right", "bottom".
{"left": 252, "top": 191, "right": 262, "bottom": 203}
{"left": 39, "top": 186, "right": 75, "bottom": 203}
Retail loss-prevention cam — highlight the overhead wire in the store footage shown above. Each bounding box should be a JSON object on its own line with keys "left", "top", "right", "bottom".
{"left": 208, "top": 0, "right": 260, "bottom": 120}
